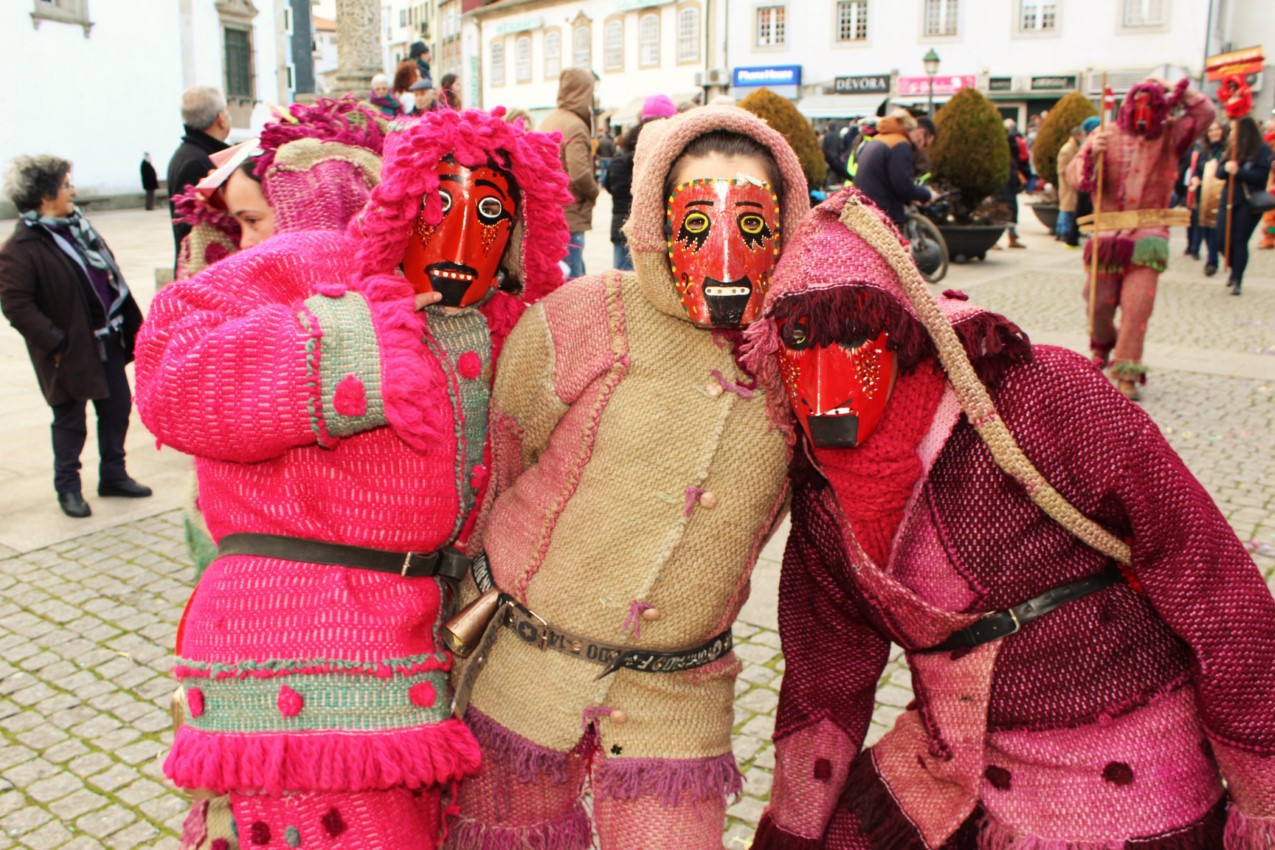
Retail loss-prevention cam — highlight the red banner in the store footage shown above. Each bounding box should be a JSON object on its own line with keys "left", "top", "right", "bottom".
{"left": 1206, "top": 46, "right": 1264, "bottom": 82}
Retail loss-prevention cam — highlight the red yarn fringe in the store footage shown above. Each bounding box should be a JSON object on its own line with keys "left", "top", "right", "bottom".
{"left": 164, "top": 716, "right": 481, "bottom": 796}
{"left": 465, "top": 707, "right": 575, "bottom": 785}
{"left": 1081, "top": 236, "right": 1136, "bottom": 271}
{"left": 978, "top": 795, "right": 1226, "bottom": 849}
{"left": 1220, "top": 802, "right": 1273, "bottom": 850}
{"left": 592, "top": 751, "right": 744, "bottom": 806}
{"left": 750, "top": 813, "right": 823, "bottom": 850}
{"left": 950, "top": 311, "right": 1033, "bottom": 388}
{"left": 447, "top": 804, "right": 593, "bottom": 850}
{"left": 845, "top": 752, "right": 931, "bottom": 850}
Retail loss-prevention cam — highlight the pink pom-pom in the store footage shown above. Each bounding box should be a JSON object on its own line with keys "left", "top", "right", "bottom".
{"left": 409, "top": 681, "right": 437, "bottom": 708}
{"left": 204, "top": 243, "right": 228, "bottom": 265}
{"left": 457, "top": 351, "right": 482, "bottom": 380}
{"left": 333, "top": 375, "right": 367, "bottom": 417}
{"left": 942, "top": 289, "right": 969, "bottom": 301}
{"left": 277, "top": 685, "right": 304, "bottom": 717}
{"left": 187, "top": 687, "right": 205, "bottom": 718}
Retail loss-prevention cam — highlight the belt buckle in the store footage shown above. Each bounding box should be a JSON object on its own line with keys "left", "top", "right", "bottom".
{"left": 524, "top": 608, "right": 550, "bottom": 650}
{"left": 989, "top": 607, "right": 1021, "bottom": 639}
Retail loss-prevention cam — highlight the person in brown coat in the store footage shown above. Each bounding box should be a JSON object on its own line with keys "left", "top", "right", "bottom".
{"left": 539, "top": 67, "right": 599, "bottom": 279}
{"left": 0, "top": 155, "right": 148, "bottom": 518}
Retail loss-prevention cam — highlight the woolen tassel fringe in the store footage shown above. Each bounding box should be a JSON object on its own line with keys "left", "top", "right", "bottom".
{"left": 445, "top": 804, "right": 593, "bottom": 850}
{"left": 1082, "top": 236, "right": 1136, "bottom": 275}
{"left": 164, "top": 716, "right": 481, "bottom": 795}
{"left": 950, "top": 311, "right": 1033, "bottom": 388}
{"left": 750, "top": 813, "right": 824, "bottom": 850}
{"left": 979, "top": 797, "right": 1226, "bottom": 850}
{"left": 464, "top": 707, "right": 575, "bottom": 785}
{"left": 768, "top": 286, "right": 935, "bottom": 373}
{"left": 845, "top": 752, "right": 930, "bottom": 850}
{"left": 1223, "top": 803, "right": 1275, "bottom": 850}
{"left": 592, "top": 752, "right": 743, "bottom": 806}
{"left": 1129, "top": 236, "right": 1170, "bottom": 273}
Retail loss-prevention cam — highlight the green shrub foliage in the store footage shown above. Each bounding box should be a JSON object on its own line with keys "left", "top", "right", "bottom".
{"left": 931, "top": 88, "right": 1010, "bottom": 218}
{"left": 739, "top": 88, "right": 827, "bottom": 190}
{"left": 1032, "top": 92, "right": 1098, "bottom": 186}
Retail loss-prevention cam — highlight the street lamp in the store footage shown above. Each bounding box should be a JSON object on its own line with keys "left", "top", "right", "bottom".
{"left": 924, "top": 48, "right": 941, "bottom": 118}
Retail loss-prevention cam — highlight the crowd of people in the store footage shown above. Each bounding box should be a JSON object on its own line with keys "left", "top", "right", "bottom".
{"left": 1, "top": 71, "right": 1274, "bottom": 850}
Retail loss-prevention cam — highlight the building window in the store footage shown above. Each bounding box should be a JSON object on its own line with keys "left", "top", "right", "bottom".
{"left": 1122, "top": 0, "right": 1165, "bottom": 27}
{"left": 1019, "top": 0, "right": 1056, "bottom": 31}
{"left": 923, "top": 0, "right": 958, "bottom": 36}
{"left": 638, "top": 13, "right": 659, "bottom": 67}
{"left": 490, "top": 40, "right": 505, "bottom": 86}
{"left": 224, "top": 27, "right": 254, "bottom": 98}
{"left": 544, "top": 28, "right": 561, "bottom": 78}
{"left": 32, "top": 0, "right": 93, "bottom": 36}
{"left": 604, "top": 18, "right": 623, "bottom": 71}
{"left": 400, "top": 8, "right": 407, "bottom": 26}
{"left": 676, "top": 5, "right": 699, "bottom": 63}
{"left": 573, "top": 23, "right": 591, "bottom": 69}
{"left": 756, "top": 5, "right": 785, "bottom": 46}
{"left": 836, "top": 0, "right": 868, "bottom": 42}
{"left": 515, "top": 35, "right": 532, "bottom": 82}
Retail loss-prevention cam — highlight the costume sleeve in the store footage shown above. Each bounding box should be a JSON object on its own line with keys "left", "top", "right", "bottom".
{"left": 0, "top": 244, "right": 66, "bottom": 356}
{"left": 755, "top": 487, "right": 892, "bottom": 848}
{"left": 1171, "top": 89, "right": 1217, "bottom": 159}
{"left": 1113, "top": 418, "right": 1275, "bottom": 843}
{"left": 134, "top": 238, "right": 396, "bottom": 463}
{"left": 1066, "top": 133, "right": 1099, "bottom": 194}
{"left": 563, "top": 130, "right": 600, "bottom": 205}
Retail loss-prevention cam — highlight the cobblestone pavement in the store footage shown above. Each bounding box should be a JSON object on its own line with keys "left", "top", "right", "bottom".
{"left": 2, "top": 224, "right": 1273, "bottom": 847}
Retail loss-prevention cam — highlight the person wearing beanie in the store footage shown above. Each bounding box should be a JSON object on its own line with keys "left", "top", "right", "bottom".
{"left": 641, "top": 93, "right": 678, "bottom": 121}
{"left": 446, "top": 106, "right": 809, "bottom": 849}
{"left": 135, "top": 108, "right": 571, "bottom": 848}
{"left": 1064, "top": 77, "right": 1214, "bottom": 400}
{"left": 540, "top": 67, "right": 600, "bottom": 280}
{"left": 746, "top": 187, "right": 1275, "bottom": 850}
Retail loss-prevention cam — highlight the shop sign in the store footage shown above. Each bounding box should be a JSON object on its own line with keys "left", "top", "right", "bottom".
{"left": 897, "top": 75, "right": 977, "bottom": 96}
{"left": 494, "top": 16, "right": 542, "bottom": 35}
{"left": 988, "top": 76, "right": 1014, "bottom": 92}
{"left": 1207, "top": 46, "right": 1264, "bottom": 82}
{"left": 1031, "top": 75, "right": 1077, "bottom": 91}
{"left": 833, "top": 74, "right": 890, "bottom": 94}
{"left": 733, "top": 65, "right": 802, "bottom": 87}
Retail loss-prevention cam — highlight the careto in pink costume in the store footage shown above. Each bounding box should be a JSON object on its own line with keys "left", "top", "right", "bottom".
{"left": 745, "top": 189, "right": 1275, "bottom": 850}
{"left": 134, "top": 107, "right": 569, "bottom": 849}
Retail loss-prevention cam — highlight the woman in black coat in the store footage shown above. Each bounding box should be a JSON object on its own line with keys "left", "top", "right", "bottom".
{"left": 1217, "top": 115, "right": 1274, "bottom": 295}
{"left": 0, "top": 155, "right": 149, "bottom": 517}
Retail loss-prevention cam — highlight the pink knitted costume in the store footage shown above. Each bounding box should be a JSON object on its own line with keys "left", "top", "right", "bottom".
{"left": 136, "top": 107, "right": 569, "bottom": 849}
{"left": 1064, "top": 79, "right": 1214, "bottom": 385}
{"left": 746, "top": 189, "right": 1275, "bottom": 850}
{"left": 447, "top": 106, "right": 809, "bottom": 850}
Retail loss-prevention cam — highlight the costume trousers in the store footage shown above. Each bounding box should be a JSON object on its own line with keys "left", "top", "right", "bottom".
{"left": 1083, "top": 266, "right": 1159, "bottom": 371}
{"left": 1220, "top": 202, "right": 1261, "bottom": 283}
{"left": 447, "top": 720, "right": 728, "bottom": 850}
{"left": 50, "top": 341, "right": 131, "bottom": 494}
{"left": 227, "top": 788, "right": 442, "bottom": 849}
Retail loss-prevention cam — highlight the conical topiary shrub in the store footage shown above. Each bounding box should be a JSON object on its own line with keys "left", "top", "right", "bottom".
{"left": 738, "top": 88, "right": 826, "bottom": 192}
{"left": 931, "top": 87, "right": 1010, "bottom": 221}
{"left": 1032, "top": 91, "right": 1098, "bottom": 187}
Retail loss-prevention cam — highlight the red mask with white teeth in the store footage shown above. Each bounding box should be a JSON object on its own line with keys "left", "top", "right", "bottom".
{"left": 666, "top": 177, "right": 780, "bottom": 328}
{"left": 777, "top": 319, "right": 896, "bottom": 449}
{"left": 402, "top": 158, "right": 518, "bottom": 307}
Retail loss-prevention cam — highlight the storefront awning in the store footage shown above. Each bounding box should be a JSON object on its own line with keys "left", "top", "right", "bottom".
{"left": 796, "top": 94, "right": 888, "bottom": 119}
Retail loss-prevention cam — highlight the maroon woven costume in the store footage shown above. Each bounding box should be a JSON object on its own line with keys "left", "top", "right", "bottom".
{"left": 746, "top": 189, "right": 1275, "bottom": 849}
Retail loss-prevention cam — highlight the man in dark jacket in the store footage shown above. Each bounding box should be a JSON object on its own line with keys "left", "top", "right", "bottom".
{"left": 0, "top": 156, "right": 149, "bottom": 517}
{"left": 140, "top": 153, "right": 159, "bottom": 211}
{"left": 852, "top": 109, "right": 937, "bottom": 227}
{"left": 166, "top": 85, "right": 231, "bottom": 267}
{"left": 540, "top": 67, "right": 599, "bottom": 280}
{"left": 822, "top": 121, "right": 852, "bottom": 187}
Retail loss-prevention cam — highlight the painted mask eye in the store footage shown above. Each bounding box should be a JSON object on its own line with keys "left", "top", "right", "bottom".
{"left": 477, "top": 196, "right": 505, "bottom": 223}
{"left": 739, "top": 215, "right": 765, "bottom": 235}
{"left": 439, "top": 189, "right": 453, "bottom": 214}
{"left": 780, "top": 320, "right": 811, "bottom": 351}
{"left": 684, "top": 212, "right": 710, "bottom": 234}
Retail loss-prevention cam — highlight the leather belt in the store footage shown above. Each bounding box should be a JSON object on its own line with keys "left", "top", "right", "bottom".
{"left": 216, "top": 532, "right": 471, "bottom": 580}
{"left": 922, "top": 564, "right": 1124, "bottom": 654}
{"left": 470, "top": 554, "right": 734, "bottom": 678}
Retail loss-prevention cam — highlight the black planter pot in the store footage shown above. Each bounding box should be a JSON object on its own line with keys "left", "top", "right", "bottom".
{"left": 1030, "top": 203, "right": 1060, "bottom": 232}
{"left": 936, "top": 224, "right": 1008, "bottom": 262}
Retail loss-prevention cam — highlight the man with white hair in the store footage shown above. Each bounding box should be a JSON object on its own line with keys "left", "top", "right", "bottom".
{"left": 166, "top": 85, "right": 231, "bottom": 266}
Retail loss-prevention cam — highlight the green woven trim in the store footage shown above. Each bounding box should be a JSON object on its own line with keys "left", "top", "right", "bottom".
{"left": 1130, "top": 236, "right": 1169, "bottom": 273}
{"left": 302, "top": 292, "right": 386, "bottom": 439}
{"left": 176, "top": 651, "right": 448, "bottom": 679}
{"left": 183, "top": 668, "right": 450, "bottom": 734}
{"left": 1109, "top": 360, "right": 1150, "bottom": 379}
{"left": 183, "top": 512, "right": 218, "bottom": 582}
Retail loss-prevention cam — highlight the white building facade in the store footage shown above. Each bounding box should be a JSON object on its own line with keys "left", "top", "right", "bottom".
{"left": 465, "top": 0, "right": 728, "bottom": 131}
{"left": 724, "top": 0, "right": 1275, "bottom": 125}
{"left": 1, "top": 0, "right": 291, "bottom": 212}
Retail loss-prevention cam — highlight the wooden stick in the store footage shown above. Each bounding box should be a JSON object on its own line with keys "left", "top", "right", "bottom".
{"left": 1088, "top": 73, "right": 1108, "bottom": 341}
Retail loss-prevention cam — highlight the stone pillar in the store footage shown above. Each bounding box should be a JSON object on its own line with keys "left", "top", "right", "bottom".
{"left": 331, "top": 0, "right": 382, "bottom": 96}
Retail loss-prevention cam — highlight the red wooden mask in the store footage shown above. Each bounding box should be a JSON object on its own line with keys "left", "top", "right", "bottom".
{"left": 403, "top": 159, "right": 518, "bottom": 307}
